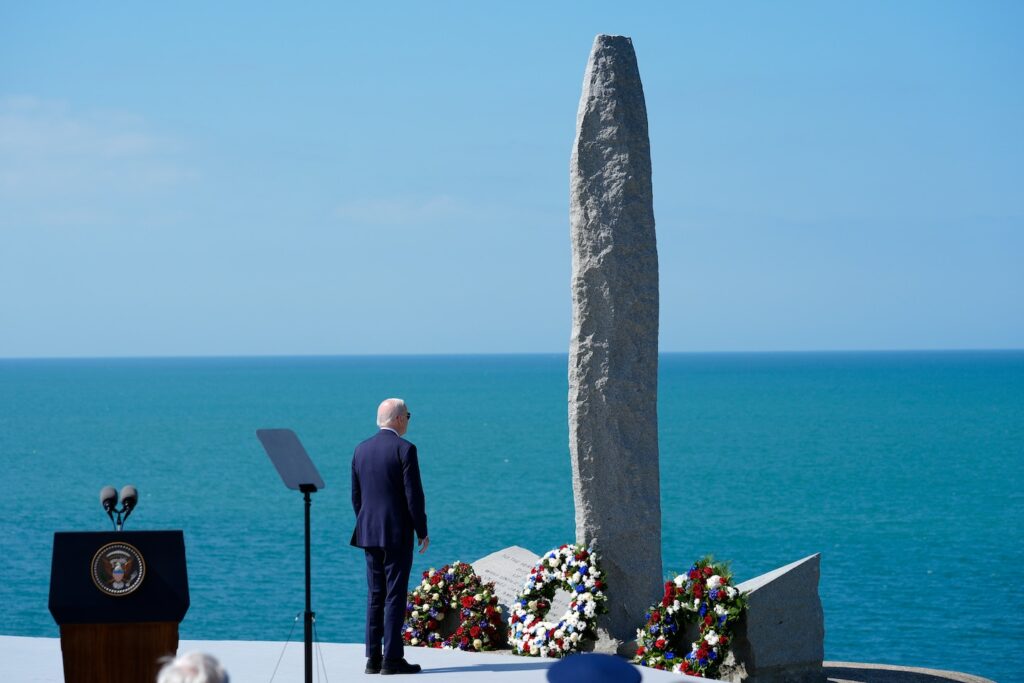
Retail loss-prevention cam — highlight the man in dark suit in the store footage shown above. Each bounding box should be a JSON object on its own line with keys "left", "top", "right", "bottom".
{"left": 351, "top": 398, "right": 429, "bottom": 675}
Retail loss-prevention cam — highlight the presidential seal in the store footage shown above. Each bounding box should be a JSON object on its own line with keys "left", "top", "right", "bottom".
{"left": 91, "top": 542, "right": 145, "bottom": 596}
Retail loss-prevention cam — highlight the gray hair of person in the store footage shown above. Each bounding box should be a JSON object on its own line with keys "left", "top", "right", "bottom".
{"left": 376, "top": 398, "right": 407, "bottom": 428}
{"left": 156, "top": 651, "right": 228, "bottom": 683}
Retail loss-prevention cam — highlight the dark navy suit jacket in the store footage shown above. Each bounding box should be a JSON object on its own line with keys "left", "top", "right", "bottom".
{"left": 350, "top": 429, "right": 428, "bottom": 549}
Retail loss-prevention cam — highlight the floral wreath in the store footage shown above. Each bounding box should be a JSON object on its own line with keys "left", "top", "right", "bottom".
{"left": 402, "top": 560, "right": 505, "bottom": 651}
{"left": 634, "top": 556, "right": 747, "bottom": 677}
{"left": 508, "top": 543, "right": 607, "bottom": 658}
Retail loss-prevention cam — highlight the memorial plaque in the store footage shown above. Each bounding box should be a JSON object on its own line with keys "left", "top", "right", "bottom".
{"left": 472, "top": 546, "right": 573, "bottom": 622}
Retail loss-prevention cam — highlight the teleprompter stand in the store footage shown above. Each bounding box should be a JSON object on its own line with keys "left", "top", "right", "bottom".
{"left": 257, "top": 428, "right": 326, "bottom": 683}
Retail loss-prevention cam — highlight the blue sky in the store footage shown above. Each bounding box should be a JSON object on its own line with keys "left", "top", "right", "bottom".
{"left": 2, "top": 2, "right": 1021, "bottom": 357}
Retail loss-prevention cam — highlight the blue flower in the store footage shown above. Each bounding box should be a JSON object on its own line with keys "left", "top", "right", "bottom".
{"left": 665, "top": 652, "right": 675, "bottom": 660}
{"left": 709, "top": 589, "right": 718, "bottom": 601}
{"left": 575, "top": 584, "right": 585, "bottom": 593}
{"left": 690, "top": 564, "right": 698, "bottom": 572}
{"left": 699, "top": 604, "right": 707, "bottom": 617}
{"left": 649, "top": 626, "right": 659, "bottom": 634}
{"left": 579, "top": 565, "right": 588, "bottom": 575}
{"left": 429, "top": 609, "right": 438, "bottom": 618}
{"left": 685, "top": 652, "right": 695, "bottom": 661}
{"left": 699, "top": 658, "right": 708, "bottom": 666}
{"left": 520, "top": 599, "right": 528, "bottom": 607}
{"left": 709, "top": 650, "right": 718, "bottom": 661}
{"left": 462, "top": 608, "right": 471, "bottom": 617}
{"left": 718, "top": 615, "right": 727, "bottom": 626}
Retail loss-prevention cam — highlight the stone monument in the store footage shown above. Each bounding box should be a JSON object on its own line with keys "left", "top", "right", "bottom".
{"left": 568, "top": 34, "right": 661, "bottom": 650}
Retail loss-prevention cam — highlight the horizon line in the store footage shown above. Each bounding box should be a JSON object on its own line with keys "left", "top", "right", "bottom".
{"left": 2, "top": 347, "right": 1022, "bottom": 362}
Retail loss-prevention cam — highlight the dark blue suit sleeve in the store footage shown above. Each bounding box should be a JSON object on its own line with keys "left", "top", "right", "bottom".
{"left": 351, "top": 458, "right": 362, "bottom": 515}
{"left": 402, "top": 444, "right": 428, "bottom": 540}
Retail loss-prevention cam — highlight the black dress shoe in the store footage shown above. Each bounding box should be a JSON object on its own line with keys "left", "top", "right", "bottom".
{"left": 380, "top": 658, "right": 421, "bottom": 675}
{"left": 365, "top": 657, "right": 383, "bottom": 674}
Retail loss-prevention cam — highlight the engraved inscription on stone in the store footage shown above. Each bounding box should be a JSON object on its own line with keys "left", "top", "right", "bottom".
{"left": 472, "top": 546, "right": 572, "bottom": 620}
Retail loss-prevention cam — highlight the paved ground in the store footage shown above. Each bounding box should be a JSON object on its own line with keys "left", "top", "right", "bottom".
{"left": 0, "top": 636, "right": 995, "bottom": 683}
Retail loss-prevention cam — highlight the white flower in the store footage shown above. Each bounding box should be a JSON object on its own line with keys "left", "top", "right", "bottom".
{"left": 691, "top": 642, "right": 700, "bottom": 652}
{"left": 693, "top": 599, "right": 701, "bottom": 608}
{"left": 428, "top": 570, "right": 436, "bottom": 577}
{"left": 474, "top": 593, "right": 483, "bottom": 602}
{"left": 495, "top": 606, "right": 503, "bottom": 614}
{"left": 714, "top": 604, "right": 727, "bottom": 616}
{"left": 569, "top": 632, "right": 580, "bottom": 642}
{"left": 727, "top": 587, "right": 738, "bottom": 598}
{"left": 674, "top": 575, "right": 686, "bottom": 587}
{"left": 705, "top": 630, "right": 720, "bottom": 646}
{"left": 707, "top": 575, "right": 722, "bottom": 590}
{"left": 410, "top": 638, "right": 419, "bottom": 645}
{"left": 673, "top": 664, "right": 683, "bottom": 674}
{"left": 473, "top": 638, "right": 482, "bottom": 649}
{"left": 673, "top": 600, "right": 681, "bottom": 610}
{"left": 548, "top": 558, "right": 559, "bottom": 568}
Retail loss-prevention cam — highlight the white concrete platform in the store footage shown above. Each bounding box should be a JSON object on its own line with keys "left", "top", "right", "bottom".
{"left": 0, "top": 635, "right": 692, "bottom": 682}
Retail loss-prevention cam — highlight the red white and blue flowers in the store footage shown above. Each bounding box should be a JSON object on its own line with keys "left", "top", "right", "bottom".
{"left": 634, "top": 556, "right": 747, "bottom": 678}
{"left": 403, "top": 561, "right": 505, "bottom": 651}
{"left": 508, "top": 543, "right": 607, "bottom": 658}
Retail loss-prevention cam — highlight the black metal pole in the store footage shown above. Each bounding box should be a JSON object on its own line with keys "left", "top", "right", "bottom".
{"left": 303, "top": 487, "right": 314, "bottom": 683}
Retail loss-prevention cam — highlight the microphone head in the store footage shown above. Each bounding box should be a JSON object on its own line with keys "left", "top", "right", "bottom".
{"left": 100, "top": 486, "right": 118, "bottom": 512}
{"left": 119, "top": 485, "right": 138, "bottom": 512}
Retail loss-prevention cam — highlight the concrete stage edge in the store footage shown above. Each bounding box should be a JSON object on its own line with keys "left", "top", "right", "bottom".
{"left": 0, "top": 636, "right": 994, "bottom": 683}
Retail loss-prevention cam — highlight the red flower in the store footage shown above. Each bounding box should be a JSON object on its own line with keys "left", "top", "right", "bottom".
{"left": 461, "top": 637, "right": 469, "bottom": 646}
{"left": 720, "top": 636, "right": 729, "bottom": 645}
{"left": 403, "top": 632, "right": 412, "bottom": 641}
{"left": 427, "top": 620, "right": 436, "bottom": 629}
{"left": 457, "top": 626, "right": 464, "bottom": 635}
{"left": 636, "top": 646, "right": 646, "bottom": 656}
{"left": 697, "top": 647, "right": 709, "bottom": 659}
{"left": 703, "top": 615, "right": 714, "bottom": 627}
{"left": 470, "top": 626, "right": 481, "bottom": 637}
{"left": 655, "top": 638, "right": 666, "bottom": 649}
{"left": 693, "top": 585, "right": 704, "bottom": 598}
{"left": 595, "top": 580, "right": 604, "bottom": 589}
{"left": 661, "top": 596, "right": 672, "bottom": 607}
{"left": 703, "top": 566, "right": 713, "bottom": 577}
{"left": 650, "top": 612, "right": 661, "bottom": 623}
{"left": 461, "top": 596, "right": 475, "bottom": 608}
{"left": 485, "top": 606, "right": 495, "bottom": 615}
{"left": 414, "top": 596, "right": 423, "bottom": 605}
{"left": 688, "top": 570, "right": 700, "bottom": 580}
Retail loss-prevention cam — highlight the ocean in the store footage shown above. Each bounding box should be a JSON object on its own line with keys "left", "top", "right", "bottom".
{"left": 1, "top": 352, "right": 1020, "bottom": 681}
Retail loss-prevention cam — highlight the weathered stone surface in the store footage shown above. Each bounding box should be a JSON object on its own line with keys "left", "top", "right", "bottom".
{"left": 472, "top": 546, "right": 571, "bottom": 624}
{"left": 718, "top": 554, "right": 826, "bottom": 682}
{"left": 568, "top": 33, "right": 661, "bottom": 651}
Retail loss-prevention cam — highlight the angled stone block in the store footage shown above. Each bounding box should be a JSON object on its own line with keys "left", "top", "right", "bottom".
{"left": 719, "top": 554, "right": 825, "bottom": 682}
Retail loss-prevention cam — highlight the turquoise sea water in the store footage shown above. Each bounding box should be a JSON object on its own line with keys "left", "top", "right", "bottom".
{"left": 1, "top": 352, "right": 1020, "bottom": 681}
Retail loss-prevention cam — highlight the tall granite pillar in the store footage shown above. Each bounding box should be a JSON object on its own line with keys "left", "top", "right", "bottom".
{"left": 568, "top": 34, "right": 661, "bottom": 650}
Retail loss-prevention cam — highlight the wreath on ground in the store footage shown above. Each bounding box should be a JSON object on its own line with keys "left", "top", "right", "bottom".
{"left": 402, "top": 560, "right": 505, "bottom": 651}
{"left": 634, "top": 556, "right": 747, "bottom": 677}
{"left": 508, "top": 543, "right": 607, "bottom": 658}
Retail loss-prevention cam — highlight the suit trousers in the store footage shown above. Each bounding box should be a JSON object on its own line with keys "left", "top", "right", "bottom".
{"left": 363, "top": 543, "right": 414, "bottom": 660}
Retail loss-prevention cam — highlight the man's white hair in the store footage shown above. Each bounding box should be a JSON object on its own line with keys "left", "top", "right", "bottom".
{"left": 157, "top": 652, "right": 228, "bottom": 683}
{"left": 377, "top": 398, "right": 407, "bottom": 428}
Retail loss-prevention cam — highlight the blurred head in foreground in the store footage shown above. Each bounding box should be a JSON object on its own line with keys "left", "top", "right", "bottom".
{"left": 547, "top": 653, "right": 641, "bottom": 683}
{"left": 157, "top": 651, "right": 228, "bottom": 683}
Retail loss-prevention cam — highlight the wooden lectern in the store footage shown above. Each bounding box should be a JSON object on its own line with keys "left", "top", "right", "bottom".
{"left": 49, "top": 531, "right": 190, "bottom": 683}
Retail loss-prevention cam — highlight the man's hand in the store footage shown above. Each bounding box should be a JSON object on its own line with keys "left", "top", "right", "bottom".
{"left": 418, "top": 536, "right": 430, "bottom": 554}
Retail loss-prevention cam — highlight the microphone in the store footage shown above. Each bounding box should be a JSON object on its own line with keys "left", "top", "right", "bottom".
{"left": 119, "top": 485, "right": 138, "bottom": 525}
{"left": 100, "top": 485, "right": 118, "bottom": 511}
